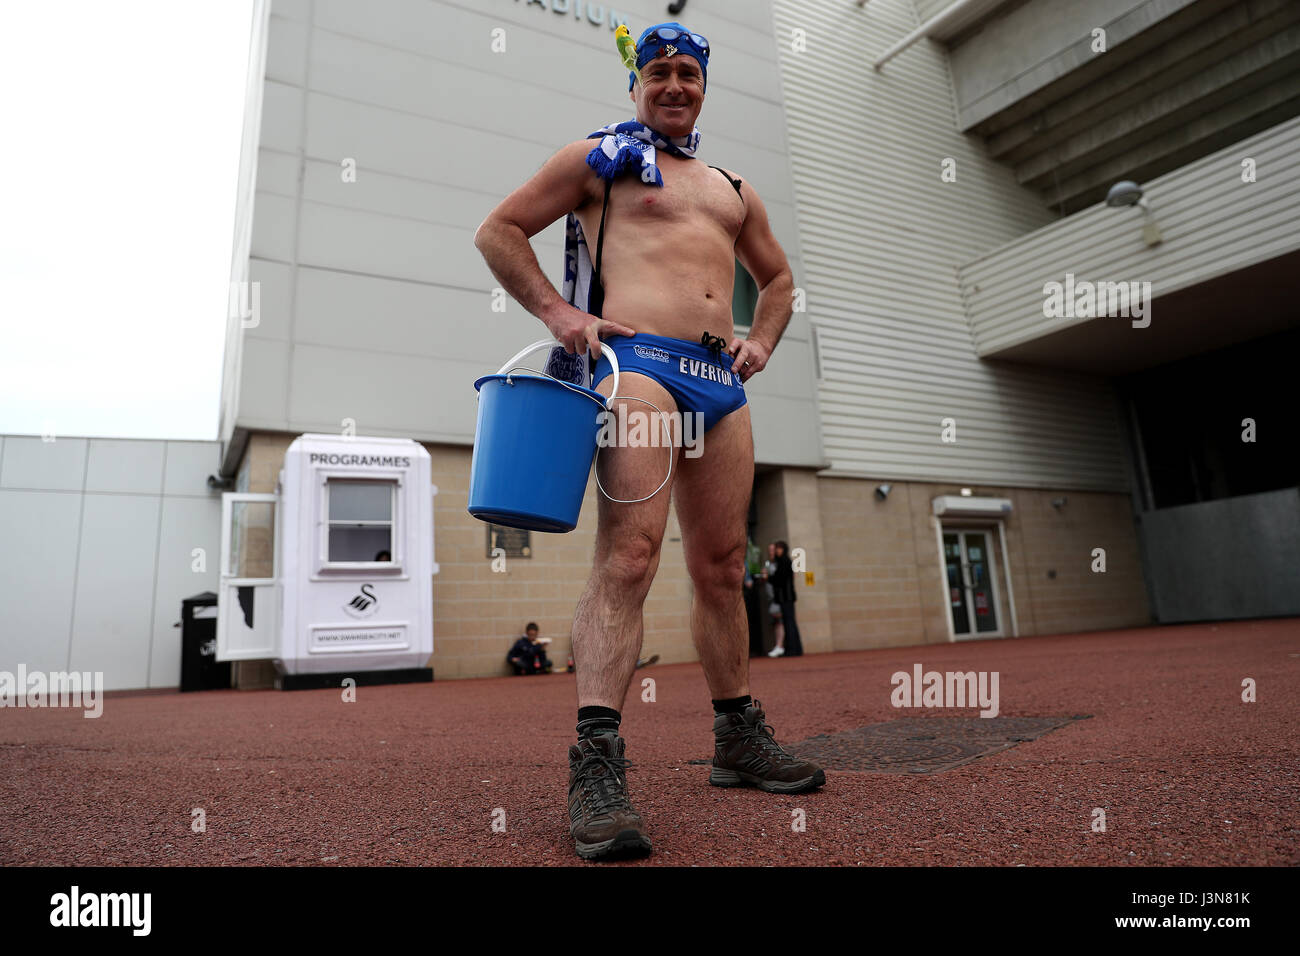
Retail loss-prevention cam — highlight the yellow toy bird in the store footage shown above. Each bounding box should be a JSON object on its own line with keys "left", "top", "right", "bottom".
{"left": 616, "top": 23, "right": 640, "bottom": 86}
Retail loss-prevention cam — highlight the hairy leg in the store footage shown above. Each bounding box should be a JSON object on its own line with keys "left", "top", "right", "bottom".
{"left": 673, "top": 405, "right": 755, "bottom": 700}
{"left": 572, "top": 372, "right": 680, "bottom": 709}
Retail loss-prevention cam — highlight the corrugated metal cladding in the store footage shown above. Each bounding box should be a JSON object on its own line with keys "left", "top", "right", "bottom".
{"left": 913, "top": 0, "right": 952, "bottom": 21}
{"left": 961, "top": 115, "right": 1300, "bottom": 356}
{"left": 771, "top": 0, "right": 1131, "bottom": 492}
{"left": 912, "top": 0, "right": 1014, "bottom": 39}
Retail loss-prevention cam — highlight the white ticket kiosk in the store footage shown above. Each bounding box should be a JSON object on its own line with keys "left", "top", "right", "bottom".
{"left": 217, "top": 434, "right": 438, "bottom": 688}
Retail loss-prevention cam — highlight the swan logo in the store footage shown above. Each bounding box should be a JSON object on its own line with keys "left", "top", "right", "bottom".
{"left": 343, "top": 584, "right": 379, "bottom": 618}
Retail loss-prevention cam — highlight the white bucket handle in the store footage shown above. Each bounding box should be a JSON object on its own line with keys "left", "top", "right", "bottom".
{"left": 491, "top": 337, "right": 670, "bottom": 505}
{"left": 495, "top": 339, "right": 619, "bottom": 410}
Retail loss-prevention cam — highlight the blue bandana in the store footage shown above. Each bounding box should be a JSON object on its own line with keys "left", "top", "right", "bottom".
{"left": 629, "top": 21, "right": 709, "bottom": 93}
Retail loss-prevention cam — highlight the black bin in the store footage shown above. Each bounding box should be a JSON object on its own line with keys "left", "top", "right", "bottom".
{"left": 179, "top": 591, "right": 231, "bottom": 692}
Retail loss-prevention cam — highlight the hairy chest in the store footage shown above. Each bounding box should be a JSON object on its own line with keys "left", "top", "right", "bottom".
{"left": 586, "top": 161, "right": 745, "bottom": 244}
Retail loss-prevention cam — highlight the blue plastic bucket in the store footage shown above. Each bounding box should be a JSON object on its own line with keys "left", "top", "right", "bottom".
{"left": 468, "top": 340, "right": 619, "bottom": 533}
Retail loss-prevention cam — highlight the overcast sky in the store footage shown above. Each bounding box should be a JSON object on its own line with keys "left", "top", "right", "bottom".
{"left": 0, "top": 1, "right": 255, "bottom": 441}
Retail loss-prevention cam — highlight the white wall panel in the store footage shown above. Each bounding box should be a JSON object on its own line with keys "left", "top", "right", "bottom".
{"left": 287, "top": 344, "right": 487, "bottom": 441}
{"left": 162, "top": 441, "right": 223, "bottom": 497}
{"left": 274, "top": 0, "right": 309, "bottom": 21}
{"left": 0, "top": 490, "right": 82, "bottom": 672}
{"left": 293, "top": 265, "right": 544, "bottom": 361}
{"left": 236, "top": 337, "right": 291, "bottom": 427}
{"left": 750, "top": 396, "right": 823, "bottom": 466}
{"left": 259, "top": 80, "right": 303, "bottom": 153}
{"left": 84, "top": 439, "right": 166, "bottom": 495}
{"left": 0, "top": 437, "right": 88, "bottom": 491}
{"left": 247, "top": 258, "right": 294, "bottom": 341}
{"left": 266, "top": 11, "right": 308, "bottom": 86}
{"left": 0, "top": 438, "right": 225, "bottom": 692}
{"left": 248, "top": 192, "right": 297, "bottom": 263}
{"left": 255, "top": 148, "right": 300, "bottom": 199}
{"left": 296, "top": 199, "right": 479, "bottom": 286}
{"left": 67, "top": 495, "right": 161, "bottom": 691}
{"left": 302, "top": 157, "right": 499, "bottom": 232}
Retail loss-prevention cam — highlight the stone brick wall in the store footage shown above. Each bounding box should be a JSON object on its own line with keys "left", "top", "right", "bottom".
{"left": 818, "top": 476, "right": 1152, "bottom": 649}
{"left": 426, "top": 442, "right": 694, "bottom": 679}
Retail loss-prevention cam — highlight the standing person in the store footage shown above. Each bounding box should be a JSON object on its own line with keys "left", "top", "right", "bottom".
{"left": 743, "top": 556, "right": 764, "bottom": 657}
{"left": 744, "top": 536, "right": 765, "bottom": 656}
{"left": 770, "top": 541, "right": 804, "bottom": 657}
{"left": 474, "top": 20, "right": 825, "bottom": 861}
{"left": 763, "top": 542, "right": 786, "bottom": 658}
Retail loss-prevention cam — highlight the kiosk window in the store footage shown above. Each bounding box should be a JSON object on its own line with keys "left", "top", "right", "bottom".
{"left": 326, "top": 479, "right": 394, "bottom": 562}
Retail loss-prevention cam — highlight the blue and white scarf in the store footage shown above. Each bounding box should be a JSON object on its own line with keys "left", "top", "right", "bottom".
{"left": 544, "top": 120, "right": 701, "bottom": 385}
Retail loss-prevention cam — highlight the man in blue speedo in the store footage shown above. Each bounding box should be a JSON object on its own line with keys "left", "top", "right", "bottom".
{"left": 474, "top": 20, "right": 825, "bottom": 861}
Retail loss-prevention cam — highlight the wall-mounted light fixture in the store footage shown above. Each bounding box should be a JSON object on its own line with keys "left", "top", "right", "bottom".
{"left": 875, "top": 483, "right": 892, "bottom": 501}
{"left": 1106, "top": 180, "right": 1163, "bottom": 247}
{"left": 1051, "top": 496, "right": 1067, "bottom": 511}
{"left": 959, "top": 487, "right": 973, "bottom": 497}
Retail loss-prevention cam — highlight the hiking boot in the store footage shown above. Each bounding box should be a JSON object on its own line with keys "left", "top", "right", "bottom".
{"left": 567, "top": 733, "right": 652, "bottom": 860}
{"left": 710, "top": 699, "right": 826, "bottom": 793}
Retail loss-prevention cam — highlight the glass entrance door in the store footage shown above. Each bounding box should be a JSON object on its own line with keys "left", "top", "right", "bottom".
{"left": 217, "top": 492, "right": 281, "bottom": 661}
{"left": 943, "top": 529, "right": 1002, "bottom": 638}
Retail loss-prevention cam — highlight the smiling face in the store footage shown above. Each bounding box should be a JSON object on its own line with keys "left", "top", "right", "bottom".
{"left": 630, "top": 51, "right": 704, "bottom": 136}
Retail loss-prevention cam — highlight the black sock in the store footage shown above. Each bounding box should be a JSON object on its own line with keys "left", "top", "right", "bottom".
{"left": 576, "top": 705, "right": 621, "bottom": 739}
{"left": 712, "top": 695, "right": 752, "bottom": 715}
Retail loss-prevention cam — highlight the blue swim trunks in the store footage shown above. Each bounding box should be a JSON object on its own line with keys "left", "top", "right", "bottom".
{"left": 591, "top": 333, "right": 747, "bottom": 432}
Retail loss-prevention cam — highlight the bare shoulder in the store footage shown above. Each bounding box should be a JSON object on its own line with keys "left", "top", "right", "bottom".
{"left": 531, "top": 139, "right": 591, "bottom": 206}
{"left": 559, "top": 138, "right": 600, "bottom": 208}
{"left": 710, "top": 165, "right": 746, "bottom": 190}
{"left": 710, "top": 165, "right": 758, "bottom": 210}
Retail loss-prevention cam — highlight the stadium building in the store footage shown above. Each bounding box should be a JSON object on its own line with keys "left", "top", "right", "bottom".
{"left": 4, "top": 0, "right": 1297, "bottom": 691}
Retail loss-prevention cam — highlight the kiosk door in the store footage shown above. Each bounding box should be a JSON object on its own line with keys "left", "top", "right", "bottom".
{"left": 217, "top": 492, "right": 281, "bottom": 661}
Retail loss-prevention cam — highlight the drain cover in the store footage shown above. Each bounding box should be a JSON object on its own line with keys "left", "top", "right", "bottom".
{"left": 692, "top": 716, "right": 1087, "bottom": 774}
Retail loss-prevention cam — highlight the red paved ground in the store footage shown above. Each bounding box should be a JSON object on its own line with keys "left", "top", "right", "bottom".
{"left": 2, "top": 619, "right": 1297, "bottom": 866}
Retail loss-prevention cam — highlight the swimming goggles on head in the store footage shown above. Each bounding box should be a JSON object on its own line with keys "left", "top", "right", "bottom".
{"left": 639, "top": 26, "right": 709, "bottom": 57}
